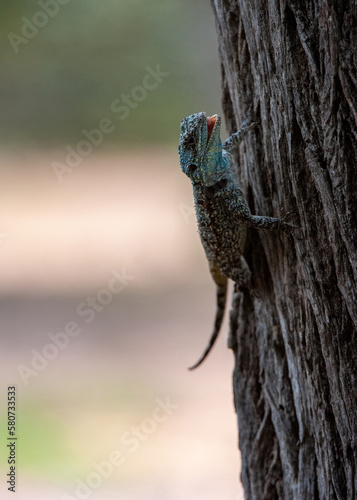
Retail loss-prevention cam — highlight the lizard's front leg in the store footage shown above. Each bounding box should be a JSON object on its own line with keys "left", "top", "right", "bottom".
{"left": 188, "top": 261, "right": 228, "bottom": 370}
{"left": 242, "top": 214, "right": 298, "bottom": 234}
{"left": 222, "top": 118, "right": 258, "bottom": 153}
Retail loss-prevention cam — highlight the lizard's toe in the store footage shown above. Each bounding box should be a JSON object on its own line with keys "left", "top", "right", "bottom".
{"left": 241, "top": 118, "right": 259, "bottom": 131}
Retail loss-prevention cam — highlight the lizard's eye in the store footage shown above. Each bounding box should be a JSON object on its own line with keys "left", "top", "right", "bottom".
{"left": 187, "top": 164, "right": 198, "bottom": 174}
{"left": 183, "top": 133, "right": 196, "bottom": 149}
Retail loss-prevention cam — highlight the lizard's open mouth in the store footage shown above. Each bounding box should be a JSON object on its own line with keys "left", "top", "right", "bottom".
{"left": 206, "top": 115, "right": 217, "bottom": 144}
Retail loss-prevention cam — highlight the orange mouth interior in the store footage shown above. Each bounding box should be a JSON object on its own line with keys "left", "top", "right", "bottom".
{"left": 206, "top": 115, "right": 217, "bottom": 143}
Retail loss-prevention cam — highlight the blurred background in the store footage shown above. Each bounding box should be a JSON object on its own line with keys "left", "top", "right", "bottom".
{"left": 0, "top": 1, "right": 244, "bottom": 498}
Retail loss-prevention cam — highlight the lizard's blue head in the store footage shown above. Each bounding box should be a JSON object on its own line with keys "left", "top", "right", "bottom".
{"left": 178, "top": 112, "right": 227, "bottom": 186}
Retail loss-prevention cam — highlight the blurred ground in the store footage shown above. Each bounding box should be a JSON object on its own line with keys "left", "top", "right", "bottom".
{"left": 0, "top": 149, "right": 244, "bottom": 499}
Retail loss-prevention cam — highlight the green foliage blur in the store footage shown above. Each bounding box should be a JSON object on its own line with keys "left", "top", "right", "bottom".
{"left": 1, "top": 0, "right": 222, "bottom": 146}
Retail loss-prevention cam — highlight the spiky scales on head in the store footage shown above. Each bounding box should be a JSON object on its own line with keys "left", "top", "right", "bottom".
{"left": 178, "top": 112, "right": 229, "bottom": 187}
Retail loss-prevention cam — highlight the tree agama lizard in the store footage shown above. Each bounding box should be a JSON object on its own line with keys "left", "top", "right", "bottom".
{"left": 178, "top": 112, "right": 295, "bottom": 370}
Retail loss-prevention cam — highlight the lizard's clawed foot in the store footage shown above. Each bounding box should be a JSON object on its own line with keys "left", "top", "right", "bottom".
{"left": 283, "top": 210, "right": 298, "bottom": 221}
{"left": 241, "top": 118, "right": 259, "bottom": 132}
{"left": 280, "top": 221, "right": 299, "bottom": 235}
{"left": 280, "top": 210, "right": 300, "bottom": 235}
{"left": 249, "top": 287, "right": 260, "bottom": 300}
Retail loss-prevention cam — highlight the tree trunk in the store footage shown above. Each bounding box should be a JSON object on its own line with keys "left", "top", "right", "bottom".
{"left": 210, "top": 1, "right": 357, "bottom": 498}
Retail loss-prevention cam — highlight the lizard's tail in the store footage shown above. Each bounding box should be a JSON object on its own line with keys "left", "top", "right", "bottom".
{"left": 188, "top": 273, "right": 228, "bottom": 370}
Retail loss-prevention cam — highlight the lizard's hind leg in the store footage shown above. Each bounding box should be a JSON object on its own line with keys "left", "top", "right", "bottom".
{"left": 226, "top": 256, "right": 251, "bottom": 351}
{"left": 224, "top": 255, "right": 251, "bottom": 289}
{"left": 222, "top": 118, "right": 258, "bottom": 153}
{"left": 188, "top": 262, "right": 228, "bottom": 370}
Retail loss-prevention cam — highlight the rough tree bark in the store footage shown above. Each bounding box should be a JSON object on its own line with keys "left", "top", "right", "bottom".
{"left": 210, "top": 1, "right": 357, "bottom": 499}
